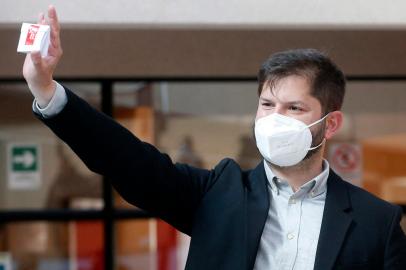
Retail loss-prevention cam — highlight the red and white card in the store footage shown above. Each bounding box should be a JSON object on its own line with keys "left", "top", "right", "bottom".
{"left": 17, "top": 23, "right": 50, "bottom": 57}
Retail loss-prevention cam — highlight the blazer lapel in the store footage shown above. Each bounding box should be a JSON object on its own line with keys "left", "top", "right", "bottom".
{"left": 245, "top": 162, "right": 270, "bottom": 270}
{"left": 314, "top": 170, "right": 353, "bottom": 270}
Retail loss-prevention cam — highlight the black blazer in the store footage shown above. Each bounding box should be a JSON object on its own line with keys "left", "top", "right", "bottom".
{"left": 36, "top": 87, "right": 406, "bottom": 270}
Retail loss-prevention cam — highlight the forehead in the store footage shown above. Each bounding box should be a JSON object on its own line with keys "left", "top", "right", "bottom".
{"left": 260, "top": 75, "right": 313, "bottom": 102}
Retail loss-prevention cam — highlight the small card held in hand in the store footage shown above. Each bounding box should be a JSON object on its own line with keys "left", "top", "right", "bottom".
{"left": 17, "top": 23, "right": 50, "bottom": 57}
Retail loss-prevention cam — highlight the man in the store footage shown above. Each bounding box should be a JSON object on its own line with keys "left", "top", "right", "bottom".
{"left": 23, "top": 6, "right": 406, "bottom": 270}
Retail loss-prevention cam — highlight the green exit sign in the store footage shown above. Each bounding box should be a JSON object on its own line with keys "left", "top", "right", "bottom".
{"left": 7, "top": 143, "right": 41, "bottom": 190}
{"left": 12, "top": 146, "right": 38, "bottom": 172}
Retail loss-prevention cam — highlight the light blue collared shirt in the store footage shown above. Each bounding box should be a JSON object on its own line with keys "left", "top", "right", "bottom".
{"left": 253, "top": 160, "right": 330, "bottom": 270}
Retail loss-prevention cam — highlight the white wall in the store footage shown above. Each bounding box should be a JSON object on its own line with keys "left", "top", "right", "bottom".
{"left": 2, "top": 0, "right": 406, "bottom": 28}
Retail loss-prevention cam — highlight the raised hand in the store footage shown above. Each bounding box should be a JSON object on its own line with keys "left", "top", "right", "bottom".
{"left": 23, "top": 5, "right": 63, "bottom": 108}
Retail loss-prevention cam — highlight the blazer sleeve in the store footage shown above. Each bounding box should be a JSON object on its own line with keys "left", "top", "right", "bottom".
{"left": 384, "top": 205, "right": 406, "bottom": 269}
{"left": 34, "top": 86, "right": 216, "bottom": 235}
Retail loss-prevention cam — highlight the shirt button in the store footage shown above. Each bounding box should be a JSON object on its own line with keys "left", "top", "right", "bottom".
{"left": 287, "top": 233, "right": 295, "bottom": 240}
{"left": 289, "top": 198, "right": 296, "bottom": 204}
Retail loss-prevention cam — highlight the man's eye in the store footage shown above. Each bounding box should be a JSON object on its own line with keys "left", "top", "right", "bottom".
{"left": 290, "top": 106, "right": 302, "bottom": 111}
{"left": 262, "top": 103, "right": 273, "bottom": 107}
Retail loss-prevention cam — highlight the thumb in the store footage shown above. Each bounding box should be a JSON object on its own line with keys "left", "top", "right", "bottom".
{"left": 30, "top": 51, "right": 43, "bottom": 67}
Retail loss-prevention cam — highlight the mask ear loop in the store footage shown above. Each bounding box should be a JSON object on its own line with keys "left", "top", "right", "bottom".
{"left": 306, "top": 113, "right": 330, "bottom": 129}
{"left": 308, "top": 138, "right": 326, "bottom": 150}
{"left": 307, "top": 113, "right": 330, "bottom": 150}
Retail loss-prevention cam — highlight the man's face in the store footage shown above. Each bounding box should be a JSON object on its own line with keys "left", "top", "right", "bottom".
{"left": 256, "top": 75, "right": 323, "bottom": 127}
{"left": 255, "top": 75, "right": 327, "bottom": 165}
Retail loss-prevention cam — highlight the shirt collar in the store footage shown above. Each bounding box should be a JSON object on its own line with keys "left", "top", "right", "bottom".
{"left": 263, "top": 159, "right": 330, "bottom": 197}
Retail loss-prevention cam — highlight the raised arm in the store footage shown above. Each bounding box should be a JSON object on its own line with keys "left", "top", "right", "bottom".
{"left": 23, "top": 5, "right": 63, "bottom": 108}
{"left": 22, "top": 7, "right": 219, "bottom": 235}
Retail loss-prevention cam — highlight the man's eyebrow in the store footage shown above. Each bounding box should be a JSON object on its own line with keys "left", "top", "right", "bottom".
{"left": 259, "top": 98, "right": 310, "bottom": 108}
{"left": 285, "top": 101, "right": 307, "bottom": 106}
{"left": 259, "top": 97, "right": 274, "bottom": 102}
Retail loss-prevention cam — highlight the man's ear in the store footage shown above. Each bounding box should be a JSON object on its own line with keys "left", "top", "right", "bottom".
{"left": 325, "top": 111, "right": 343, "bottom": 140}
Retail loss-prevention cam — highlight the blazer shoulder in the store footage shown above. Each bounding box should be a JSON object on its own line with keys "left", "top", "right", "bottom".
{"left": 212, "top": 158, "right": 242, "bottom": 173}
{"left": 205, "top": 158, "right": 246, "bottom": 189}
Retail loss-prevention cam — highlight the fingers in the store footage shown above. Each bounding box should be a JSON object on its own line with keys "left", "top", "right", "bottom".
{"left": 30, "top": 51, "right": 43, "bottom": 67}
{"left": 48, "top": 5, "right": 62, "bottom": 52}
{"left": 38, "top": 12, "right": 45, "bottom": 25}
{"left": 48, "top": 5, "right": 60, "bottom": 33}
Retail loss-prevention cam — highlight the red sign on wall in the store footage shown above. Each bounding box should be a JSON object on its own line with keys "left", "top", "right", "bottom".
{"left": 329, "top": 142, "right": 363, "bottom": 186}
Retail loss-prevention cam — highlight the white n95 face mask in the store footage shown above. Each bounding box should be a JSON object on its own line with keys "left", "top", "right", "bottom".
{"left": 254, "top": 113, "right": 328, "bottom": 167}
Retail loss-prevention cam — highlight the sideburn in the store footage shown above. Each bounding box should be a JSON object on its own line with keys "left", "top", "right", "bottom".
{"left": 303, "top": 119, "right": 327, "bottom": 161}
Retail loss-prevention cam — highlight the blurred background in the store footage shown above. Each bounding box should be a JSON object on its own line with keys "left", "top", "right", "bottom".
{"left": 1, "top": 1, "right": 406, "bottom": 269}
